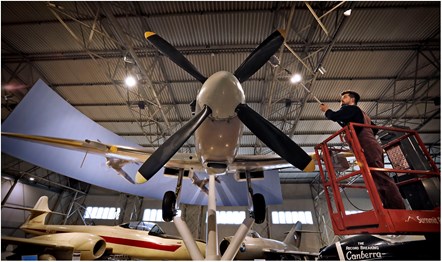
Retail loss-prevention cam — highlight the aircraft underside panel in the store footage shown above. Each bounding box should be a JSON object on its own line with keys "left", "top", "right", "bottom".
{"left": 2, "top": 79, "right": 283, "bottom": 206}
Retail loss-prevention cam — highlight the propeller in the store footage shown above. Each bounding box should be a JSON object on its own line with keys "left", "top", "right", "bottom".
{"left": 139, "top": 29, "right": 313, "bottom": 181}
{"left": 234, "top": 29, "right": 286, "bottom": 83}
{"left": 235, "top": 104, "right": 314, "bottom": 172}
{"left": 145, "top": 32, "right": 207, "bottom": 83}
{"left": 138, "top": 105, "right": 212, "bottom": 181}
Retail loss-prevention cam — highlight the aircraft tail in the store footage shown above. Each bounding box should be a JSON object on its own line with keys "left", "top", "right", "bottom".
{"left": 21, "top": 196, "right": 52, "bottom": 227}
{"left": 283, "top": 221, "right": 303, "bottom": 248}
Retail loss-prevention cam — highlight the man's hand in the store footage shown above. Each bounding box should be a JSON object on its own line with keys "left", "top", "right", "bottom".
{"left": 319, "top": 103, "right": 329, "bottom": 112}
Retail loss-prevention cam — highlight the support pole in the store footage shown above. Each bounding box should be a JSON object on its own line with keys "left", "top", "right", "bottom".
{"left": 206, "top": 175, "right": 220, "bottom": 260}
{"left": 220, "top": 217, "right": 255, "bottom": 260}
{"left": 175, "top": 169, "right": 184, "bottom": 210}
{"left": 173, "top": 216, "right": 204, "bottom": 260}
{"left": 1, "top": 176, "right": 20, "bottom": 207}
{"left": 299, "top": 82, "right": 322, "bottom": 104}
{"left": 284, "top": 42, "right": 314, "bottom": 75}
{"left": 245, "top": 170, "right": 254, "bottom": 212}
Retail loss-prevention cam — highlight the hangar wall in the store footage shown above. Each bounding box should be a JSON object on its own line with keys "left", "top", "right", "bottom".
{"left": 1, "top": 180, "right": 60, "bottom": 237}
{"left": 1, "top": 179, "right": 373, "bottom": 253}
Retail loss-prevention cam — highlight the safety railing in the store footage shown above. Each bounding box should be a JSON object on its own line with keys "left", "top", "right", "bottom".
{"left": 315, "top": 123, "right": 440, "bottom": 235}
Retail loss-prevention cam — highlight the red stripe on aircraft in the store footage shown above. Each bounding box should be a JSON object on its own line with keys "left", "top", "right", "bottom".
{"left": 101, "top": 236, "right": 181, "bottom": 252}
{"left": 28, "top": 229, "right": 181, "bottom": 252}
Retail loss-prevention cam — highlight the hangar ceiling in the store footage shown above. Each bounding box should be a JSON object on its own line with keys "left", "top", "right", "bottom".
{"left": 1, "top": 1, "right": 440, "bottom": 191}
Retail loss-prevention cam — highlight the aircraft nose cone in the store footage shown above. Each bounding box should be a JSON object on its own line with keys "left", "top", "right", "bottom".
{"left": 197, "top": 71, "right": 245, "bottom": 120}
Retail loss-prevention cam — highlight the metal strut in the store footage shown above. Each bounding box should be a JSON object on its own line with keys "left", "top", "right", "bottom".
{"left": 174, "top": 169, "right": 184, "bottom": 210}
{"left": 173, "top": 172, "right": 255, "bottom": 260}
{"left": 172, "top": 170, "right": 204, "bottom": 260}
{"left": 245, "top": 170, "right": 254, "bottom": 217}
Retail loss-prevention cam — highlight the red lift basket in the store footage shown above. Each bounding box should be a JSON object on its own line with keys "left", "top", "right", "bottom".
{"left": 315, "top": 123, "right": 440, "bottom": 235}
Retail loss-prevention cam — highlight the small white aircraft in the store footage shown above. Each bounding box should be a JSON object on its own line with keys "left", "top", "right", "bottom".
{"left": 2, "top": 29, "right": 316, "bottom": 260}
{"left": 2, "top": 196, "right": 206, "bottom": 260}
{"left": 220, "top": 221, "right": 319, "bottom": 260}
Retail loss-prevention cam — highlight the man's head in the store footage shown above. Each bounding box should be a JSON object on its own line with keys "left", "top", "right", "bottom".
{"left": 340, "top": 90, "right": 360, "bottom": 106}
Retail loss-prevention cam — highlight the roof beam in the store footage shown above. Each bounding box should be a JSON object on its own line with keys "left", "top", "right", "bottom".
{"left": 2, "top": 41, "right": 439, "bottom": 63}
{"left": 3, "top": 2, "right": 439, "bottom": 27}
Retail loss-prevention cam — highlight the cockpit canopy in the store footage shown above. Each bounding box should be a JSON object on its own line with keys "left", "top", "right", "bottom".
{"left": 119, "top": 221, "right": 165, "bottom": 235}
{"left": 247, "top": 231, "right": 261, "bottom": 238}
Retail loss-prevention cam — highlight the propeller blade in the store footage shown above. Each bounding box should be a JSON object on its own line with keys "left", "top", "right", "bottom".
{"left": 234, "top": 29, "right": 286, "bottom": 83}
{"left": 138, "top": 105, "right": 212, "bottom": 181}
{"left": 236, "top": 104, "right": 314, "bottom": 171}
{"left": 145, "top": 32, "right": 207, "bottom": 83}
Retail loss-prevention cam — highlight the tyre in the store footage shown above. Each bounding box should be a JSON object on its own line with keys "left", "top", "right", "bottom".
{"left": 162, "top": 191, "right": 176, "bottom": 222}
{"left": 252, "top": 193, "right": 266, "bottom": 224}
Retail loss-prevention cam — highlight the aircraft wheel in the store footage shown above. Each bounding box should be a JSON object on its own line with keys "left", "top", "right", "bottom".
{"left": 162, "top": 191, "right": 177, "bottom": 222}
{"left": 253, "top": 193, "right": 266, "bottom": 224}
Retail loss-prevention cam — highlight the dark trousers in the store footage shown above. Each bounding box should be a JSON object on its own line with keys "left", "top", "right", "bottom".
{"left": 361, "top": 139, "right": 406, "bottom": 209}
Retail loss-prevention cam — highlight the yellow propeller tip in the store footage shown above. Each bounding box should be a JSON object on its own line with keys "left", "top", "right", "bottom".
{"left": 144, "top": 31, "right": 156, "bottom": 39}
{"left": 277, "top": 29, "right": 287, "bottom": 39}
{"left": 135, "top": 172, "right": 148, "bottom": 184}
{"left": 302, "top": 159, "right": 316, "bottom": 172}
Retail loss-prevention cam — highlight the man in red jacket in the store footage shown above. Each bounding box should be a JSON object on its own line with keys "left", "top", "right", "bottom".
{"left": 320, "top": 90, "right": 405, "bottom": 209}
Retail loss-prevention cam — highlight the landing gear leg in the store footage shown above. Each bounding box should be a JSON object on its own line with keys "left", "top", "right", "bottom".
{"left": 221, "top": 171, "right": 261, "bottom": 260}
{"left": 245, "top": 170, "right": 266, "bottom": 224}
{"left": 165, "top": 170, "right": 203, "bottom": 260}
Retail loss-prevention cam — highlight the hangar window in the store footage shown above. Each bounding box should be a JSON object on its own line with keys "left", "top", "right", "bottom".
{"left": 142, "top": 209, "right": 245, "bottom": 223}
{"left": 142, "top": 209, "right": 182, "bottom": 222}
{"left": 216, "top": 211, "right": 246, "bottom": 224}
{"left": 202, "top": 211, "right": 246, "bottom": 224}
{"left": 271, "top": 211, "right": 313, "bottom": 225}
{"left": 84, "top": 206, "right": 121, "bottom": 220}
{"left": 143, "top": 209, "right": 163, "bottom": 222}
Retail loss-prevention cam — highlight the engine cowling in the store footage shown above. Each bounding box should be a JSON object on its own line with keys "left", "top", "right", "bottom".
{"left": 32, "top": 232, "right": 106, "bottom": 260}
{"left": 220, "top": 238, "right": 261, "bottom": 260}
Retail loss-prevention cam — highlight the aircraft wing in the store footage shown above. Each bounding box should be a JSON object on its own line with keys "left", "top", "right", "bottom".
{"left": 1, "top": 131, "right": 299, "bottom": 175}
{"left": 231, "top": 151, "right": 352, "bottom": 172}
{"left": 2, "top": 233, "right": 107, "bottom": 260}
{"left": 231, "top": 154, "right": 293, "bottom": 171}
{"left": 2, "top": 235, "right": 75, "bottom": 251}
{"left": 2, "top": 236, "right": 75, "bottom": 260}
{"left": 1, "top": 79, "right": 284, "bottom": 206}
{"left": 1, "top": 132, "right": 203, "bottom": 171}
{"left": 3, "top": 131, "right": 352, "bottom": 175}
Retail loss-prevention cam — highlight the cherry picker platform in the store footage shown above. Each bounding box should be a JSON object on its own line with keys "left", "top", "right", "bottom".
{"left": 315, "top": 123, "right": 440, "bottom": 235}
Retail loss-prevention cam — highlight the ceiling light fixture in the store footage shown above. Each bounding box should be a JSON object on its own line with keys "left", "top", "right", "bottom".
{"left": 318, "top": 66, "right": 327, "bottom": 75}
{"left": 125, "top": 75, "right": 137, "bottom": 87}
{"left": 290, "top": 74, "right": 302, "bottom": 84}
{"left": 344, "top": 9, "right": 352, "bottom": 16}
